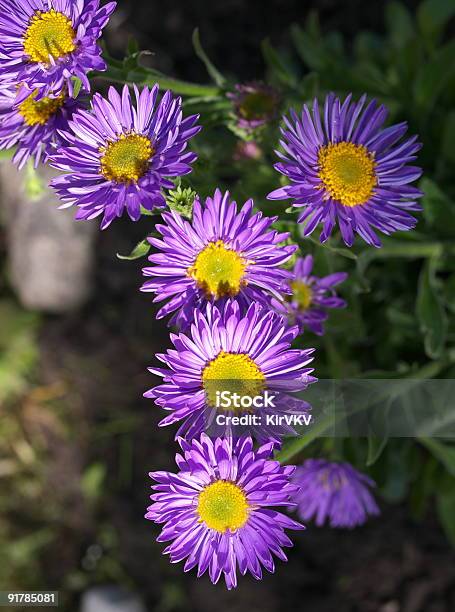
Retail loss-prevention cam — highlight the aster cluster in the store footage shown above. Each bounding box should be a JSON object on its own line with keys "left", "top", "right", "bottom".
{"left": 0, "top": 0, "right": 428, "bottom": 591}
{"left": 0, "top": 1, "right": 201, "bottom": 225}
{"left": 141, "top": 188, "right": 321, "bottom": 587}
{"left": 141, "top": 185, "right": 379, "bottom": 588}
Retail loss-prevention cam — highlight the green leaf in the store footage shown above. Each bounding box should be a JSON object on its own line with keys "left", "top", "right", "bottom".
{"left": 117, "top": 239, "right": 151, "bottom": 261}
{"left": 419, "top": 438, "right": 455, "bottom": 476}
{"left": 192, "top": 29, "right": 226, "bottom": 88}
{"left": 97, "top": 65, "right": 220, "bottom": 98}
{"left": 410, "top": 457, "right": 438, "bottom": 520}
{"left": 379, "top": 443, "right": 413, "bottom": 503}
{"left": 416, "top": 259, "right": 447, "bottom": 359}
{"left": 305, "top": 10, "right": 321, "bottom": 40}
{"left": 72, "top": 77, "right": 82, "bottom": 99}
{"left": 437, "top": 486, "right": 455, "bottom": 546}
{"left": 417, "top": 0, "right": 455, "bottom": 45}
{"left": 143, "top": 69, "right": 221, "bottom": 97}
{"left": 366, "top": 403, "right": 392, "bottom": 467}
{"left": 367, "top": 393, "right": 396, "bottom": 466}
{"left": 367, "top": 433, "right": 389, "bottom": 466}
{"left": 127, "top": 37, "right": 140, "bottom": 56}
{"left": 441, "top": 111, "right": 455, "bottom": 165}
{"left": 421, "top": 177, "right": 455, "bottom": 237}
{"left": 261, "top": 39, "right": 297, "bottom": 88}
{"left": 386, "top": 2, "right": 415, "bottom": 48}
{"left": 290, "top": 18, "right": 330, "bottom": 72}
{"left": 413, "top": 39, "right": 455, "bottom": 114}
{"left": 444, "top": 273, "right": 455, "bottom": 311}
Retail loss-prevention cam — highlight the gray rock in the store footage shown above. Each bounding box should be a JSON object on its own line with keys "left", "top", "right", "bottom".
{"left": 0, "top": 163, "right": 96, "bottom": 313}
{"left": 80, "top": 586, "right": 147, "bottom": 612}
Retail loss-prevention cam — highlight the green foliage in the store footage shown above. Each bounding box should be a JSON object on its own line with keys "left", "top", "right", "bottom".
{"left": 119, "top": 0, "right": 455, "bottom": 539}
{"left": 0, "top": 301, "right": 40, "bottom": 404}
{"left": 416, "top": 259, "right": 448, "bottom": 359}
{"left": 437, "top": 477, "right": 455, "bottom": 545}
{"left": 251, "top": 5, "right": 455, "bottom": 513}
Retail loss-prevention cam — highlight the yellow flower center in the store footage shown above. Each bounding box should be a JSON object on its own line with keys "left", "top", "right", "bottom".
{"left": 18, "top": 90, "right": 65, "bottom": 126}
{"left": 188, "top": 241, "right": 247, "bottom": 298}
{"left": 23, "top": 10, "right": 76, "bottom": 64}
{"left": 100, "top": 134, "right": 153, "bottom": 184}
{"left": 202, "top": 351, "right": 265, "bottom": 408}
{"left": 318, "top": 141, "right": 377, "bottom": 207}
{"left": 197, "top": 480, "right": 249, "bottom": 533}
{"left": 291, "top": 280, "right": 313, "bottom": 311}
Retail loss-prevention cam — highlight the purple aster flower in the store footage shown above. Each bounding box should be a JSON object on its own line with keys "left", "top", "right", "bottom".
{"left": 268, "top": 93, "right": 423, "bottom": 247}
{"left": 146, "top": 434, "right": 304, "bottom": 589}
{"left": 227, "top": 82, "right": 280, "bottom": 130}
{"left": 0, "top": 0, "right": 116, "bottom": 97}
{"left": 146, "top": 301, "right": 315, "bottom": 441}
{"left": 141, "top": 188, "right": 296, "bottom": 329}
{"left": 292, "top": 459, "right": 380, "bottom": 529}
{"left": 0, "top": 84, "right": 83, "bottom": 168}
{"left": 286, "top": 255, "right": 347, "bottom": 335}
{"left": 49, "top": 84, "right": 201, "bottom": 229}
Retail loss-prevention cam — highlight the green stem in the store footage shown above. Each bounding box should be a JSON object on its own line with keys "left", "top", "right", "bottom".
{"left": 95, "top": 66, "right": 221, "bottom": 98}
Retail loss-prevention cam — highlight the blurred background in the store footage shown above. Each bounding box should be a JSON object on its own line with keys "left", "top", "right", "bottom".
{"left": 1, "top": 1, "right": 455, "bottom": 610}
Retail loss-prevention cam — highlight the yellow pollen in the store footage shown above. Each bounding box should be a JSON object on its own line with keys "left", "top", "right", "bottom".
{"left": 23, "top": 10, "right": 76, "bottom": 64}
{"left": 188, "top": 241, "right": 247, "bottom": 299}
{"left": 100, "top": 134, "right": 153, "bottom": 184}
{"left": 197, "top": 480, "right": 249, "bottom": 533}
{"left": 318, "top": 141, "right": 377, "bottom": 207}
{"left": 202, "top": 351, "right": 265, "bottom": 408}
{"left": 291, "top": 280, "right": 313, "bottom": 311}
{"left": 18, "top": 90, "right": 65, "bottom": 126}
